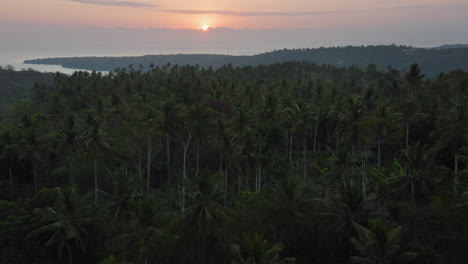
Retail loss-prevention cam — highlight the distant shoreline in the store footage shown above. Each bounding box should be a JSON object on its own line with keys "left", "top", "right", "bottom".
{"left": 23, "top": 45, "right": 468, "bottom": 76}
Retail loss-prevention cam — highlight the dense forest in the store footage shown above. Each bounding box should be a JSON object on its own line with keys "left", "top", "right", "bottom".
{"left": 24, "top": 45, "right": 468, "bottom": 76}
{"left": 0, "top": 62, "right": 467, "bottom": 264}
{"left": 0, "top": 66, "right": 53, "bottom": 117}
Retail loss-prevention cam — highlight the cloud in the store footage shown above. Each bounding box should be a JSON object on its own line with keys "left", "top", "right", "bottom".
{"left": 161, "top": 9, "right": 339, "bottom": 17}
{"left": 65, "top": 0, "right": 468, "bottom": 16}
{"left": 161, "top": 2, "right": 468, "bottom": 17}
{"left": 66, "top": 0, "right": 158, "bottom": 8}
{"left": 386, "top": 1, "right": 468, "bottom": 10}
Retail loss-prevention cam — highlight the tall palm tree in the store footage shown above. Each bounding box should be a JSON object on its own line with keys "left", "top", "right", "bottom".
{"left": 18, "top": 115, "right": 43, "bottom": 193}
{"left": 159, "top": 99, "right": 186, "bottom": 184}
{"left": 183, "top": 172, "right": 231, "bottom": 263}
{"left": 230, "top": 233, "right": 296, "bottom": 264}
{"left": 62, "top": 115, "right": 78, "bottom": 186}
{"left": 100, "top": 168, "right": 141, "bottom": 227}
{"left": 119, "top": 197, "right": 175, "bottom": 264}
{"left": 337, "top": 97, "right": 366, "bottom": 156}
{"left": 434, "top": 101, "right": 468, "bottom": 194}
{"left": 368, "top": 103, "right": 398, "bottom": 167}
{"left": 28, "top": 187, "right": 93, "bottom": 264}
{"left": 397, "top": 100, "right": 425, "bottom": 153}
{"left": 79, "top": 112, "right": 112, "bottom": 203}
{"left": 350, "top": 218, "right": 417, "bottom": 264}
{"left": 405, "top": 63, "right": 425, "bottom": 95}
{"left": 399, "top": 142, "right": 440, "bottom": 203}
{"left": 0, "top": 128, "right": 18, "bottom": 190}
{"left": 287, "top": 102, "right": 313, "bottom": 180}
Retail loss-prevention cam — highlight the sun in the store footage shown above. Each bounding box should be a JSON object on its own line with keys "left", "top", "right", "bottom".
{"left": 202, "top": 25, "right": 210, "bottom": 31}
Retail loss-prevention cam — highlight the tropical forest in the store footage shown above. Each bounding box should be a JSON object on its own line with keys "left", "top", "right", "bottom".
{"left": 0, "top": 61, "right": 467, "bottom": 264}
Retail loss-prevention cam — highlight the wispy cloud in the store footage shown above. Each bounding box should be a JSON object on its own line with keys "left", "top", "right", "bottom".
{"left": 161, "top": 9, "right": 339, "bottom": 17}
{"left": 385, "top": 1, "right": 468, "bottom": 10}
{"left": 65, "top": 0, "right": 468, "bottom": 16}
{"left": 66, "top": 0, "right": 158, "bottom": 8}
{"left": 162, "top": 2, "right": 468, "bottom": 17}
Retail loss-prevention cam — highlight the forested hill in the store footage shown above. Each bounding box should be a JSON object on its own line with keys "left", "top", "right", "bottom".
{"left": 0, "top": 67, "right": 54, "bottom": 115}
{"left": 24, "top": 45, "right": 468, "bottom": 76}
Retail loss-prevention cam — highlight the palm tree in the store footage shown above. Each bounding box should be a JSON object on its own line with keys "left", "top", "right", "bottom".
{"left": 119, "top": 197, "right": 175, "bottom": 264}
{"left": 337, "top": 97, "right": 366, "bottom": 156}
{"left": 287, "top": 102, "right": 313, "bottom": 180}
{"left": 159, "top": 99, "right": 186, "bottom": 184}
{"left": 0, "top": 128, "right": 18, "bottom": 190}
{"left": 434, "top": 101, "right": 468, "bottom": 194}
{"left": 405, "top": 63, "right": 425, "bottom": 95}
{"left": 399, "top": 142, "right": 440, "bottom": 204}
{"left": 144, "top": 105, "right": 161, "bottom": 194}
{"left": 321, "top": 179, "right": 374, "bottom": 258}
{"left": 230, "top": 233, "right": 296, "bottom": 264}
{"left": 350, "top": 218, "right": 417, "bottom": 264}
{"left": 28, "top": 187, "right": 93, "bottom": 264}
{"left": 62, "top": 115, "right": 78, "bottom": 186}
{"left": 79, "top": 112, "right": 112, "bottom": 203}
{"left": 322, "top": 179, "right": 370, "bottom": 234}
{"left": 397, "top": 100, "right": 425, "bottom": 153}
{"left": 100, "top": 168, "right": 141, "bottom": 227}
{"left": 183, "top": 172, "right": 231, "bottom": 263}
{"left": 18, "top": 115, "right": 43, "bottom": 193}
{"left": 369, "top": 103, "right": 398, "bottom": 167}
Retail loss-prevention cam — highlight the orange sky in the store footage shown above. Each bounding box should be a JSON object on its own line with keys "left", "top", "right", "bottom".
{"left": 1, "top": 0, "right": 468, "bottom": 29}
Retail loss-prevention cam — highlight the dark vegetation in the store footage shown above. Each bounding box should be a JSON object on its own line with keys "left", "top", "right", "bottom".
{"left": 0, "top": 66, "right": 54, "bottom": 116}
{"left": 24, "top": 45, "right": 468, "bottom": 76}
{"left": 0, "top": 61, "right": 467, "bottom": 264}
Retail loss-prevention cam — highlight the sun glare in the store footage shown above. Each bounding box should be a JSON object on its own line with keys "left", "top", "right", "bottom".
{"left": 202, "top": 25, "right": 210, "bottom": 31}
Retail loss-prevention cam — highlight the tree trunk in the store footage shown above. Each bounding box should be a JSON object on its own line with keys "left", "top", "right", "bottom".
{"left": 147, "top": 136, "right": 152, "bottom": 194}
{"left": 238, "top": 172, "right": 242, "bottom": 196}
{"left": 303, "top": 134, "right": 307, "bottom": 181}
{"left": 336, "top": 133, "right": 340, "bottom": 151}
{"left": 259, "top": 165, "right": 262, "bottom": 191}
{"left": 69, "top": 159, "right": 73, "bottom": 186}
{"left": 94, "top": 156, "right": 98, "bottom": 203}
{"left": 289, "top": 134, "right": 293, "bottom": 164}
{"left": 454, "top": 154, "right": 459, "bottom": 194}
{"left": 9, "top": 167, "right": 13, "bottom": 190}
{"left": 68, "top": 245, "right": 72, "bottom": 264}
{"left": 138, "top": 156, "right": 143, "bottom": 193}
{"left": 405, "top": 122, "right": 410, "bottom": 151}
{"left": 314, "top": 111, "right": 319, "bottom": 152}
{"left": 33, "top": 163, "right": 38, "bottom": 193}
{"left": 255, "top": 170, "right": 258, "bottom": 192}
{"left": 362, "top": 162, "right": 367, "bottom": 200}
{"left": 377, "top": 135, "right": 382, "bottom": 167}
{"left": 411, "top": 176, "right": 415, "bottom": 204}
{"left": 196, "top": 141, "right": 200, "bottom": 177}
{"left": 224, "top": 166, "right": 228, "bottom": 207}
{"left": 166, "top": 133, "right": 171, "bottom": 184}
{"left": 182, "top": 133, "right": 192, "bottom": 214}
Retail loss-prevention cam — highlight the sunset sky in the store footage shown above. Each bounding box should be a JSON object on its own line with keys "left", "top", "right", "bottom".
{"left": 1, "top": 0, "right": 468, "bottom": 64}
{"left": 2, "top": 0, "right": 468, "bottom": 29}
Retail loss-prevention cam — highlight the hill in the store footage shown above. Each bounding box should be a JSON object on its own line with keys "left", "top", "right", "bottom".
{"left": 0, "top": 67, "right": 54, "bottom": 115}
{"left": 24, "top": 45, "right": 468, "bottom": 76}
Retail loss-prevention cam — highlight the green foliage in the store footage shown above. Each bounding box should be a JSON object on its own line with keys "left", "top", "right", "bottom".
{"left": 100, "top": 255, "right": 134, "bottom": 264}
{"left": 1, "top": 61, "right": 468, "bottom": 263}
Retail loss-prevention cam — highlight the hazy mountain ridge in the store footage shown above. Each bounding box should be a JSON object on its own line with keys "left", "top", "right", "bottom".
{"left": 24, "top": 45, "right": 468, "bottom": 76}
{"left": 432, "top": 44, "right": 468, "bottom": 50}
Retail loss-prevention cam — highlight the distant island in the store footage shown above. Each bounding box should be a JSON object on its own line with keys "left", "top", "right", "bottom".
{"left": 24, "top": 45, "right": 468, "bottom": 76}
